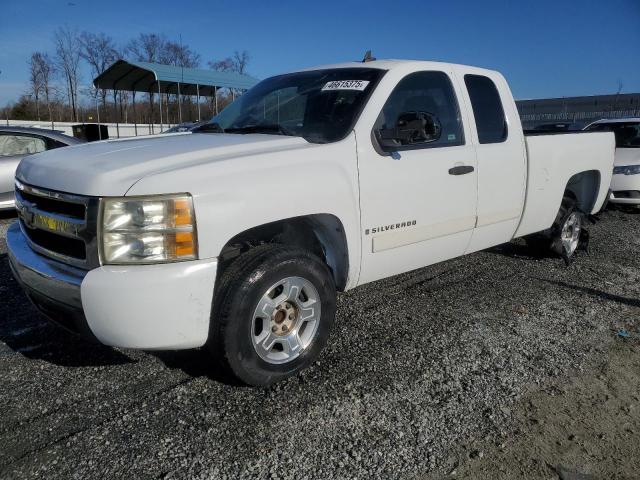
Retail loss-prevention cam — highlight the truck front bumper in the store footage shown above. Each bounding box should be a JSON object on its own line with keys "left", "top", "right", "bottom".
{"left": 7, "top": 222, "right": 218, "bottom": 350}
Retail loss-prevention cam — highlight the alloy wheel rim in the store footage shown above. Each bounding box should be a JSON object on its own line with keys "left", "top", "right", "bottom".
{"left": 561, "top": 212, "right": 581, "bottom": 256}
{"left": 251, "top": 276, "right": 321, "bottom": 364}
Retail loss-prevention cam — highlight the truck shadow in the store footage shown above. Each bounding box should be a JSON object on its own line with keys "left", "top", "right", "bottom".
{"left": 538, "top": 278, "right": 640, "bottom": 308}
{"left": 0, "top": 253, "right": 135, "bottom": 367}
{"left": 607, "top": 204, "right": 640, "bottom": 215}
{"left": 151, "top": 350, "right": 244, "bottom": 386}
{"left": 1, "top": 253, "right": 240, "bottom": 382}
{"left": 485, "top": 241, "right": 552, "bottom": 261}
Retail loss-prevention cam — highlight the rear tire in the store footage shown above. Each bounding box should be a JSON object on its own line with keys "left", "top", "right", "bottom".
{"left": 526, "top": 196, "right": 583, "bottom": 259}
{"left": 208, "top": 244, "right": 336, "bottom": 387}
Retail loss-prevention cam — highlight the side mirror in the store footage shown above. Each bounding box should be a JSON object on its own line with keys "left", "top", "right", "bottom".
{"left": 376, "top": 111, "right": 442, "bottom": 151}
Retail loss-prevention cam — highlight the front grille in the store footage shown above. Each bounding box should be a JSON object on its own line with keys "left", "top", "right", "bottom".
{"left": 23, "top": 228, "right": 87, "bottom": 259}
{"left": 15, "top": 182, "right": 100, "bottom": 269}
{"left": 18, "top": 189, "right": 86, "bottom": 218}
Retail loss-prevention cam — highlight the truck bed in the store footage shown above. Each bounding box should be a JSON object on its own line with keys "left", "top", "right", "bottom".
{"left": 514, "top": 131, "right": 615, "bottom": 238}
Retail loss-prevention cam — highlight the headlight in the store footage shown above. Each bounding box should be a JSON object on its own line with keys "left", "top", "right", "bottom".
{"left": 100, "top": 194, "right": 197, "bottom": 264}
{"left": 613, "top": 165, "right": 640, "bottom": 175}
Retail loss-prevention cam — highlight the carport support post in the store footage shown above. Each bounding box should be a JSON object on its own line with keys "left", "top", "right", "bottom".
{"left": 132, "top": 91, "right": 137, "bottom": 136}
{"left": 177, "top": 82, "right": 183, "bottom": 124}
{"left": 96, "top": 96, "right": 102, "bottom": 140}
{"left": 113, "top": 89, "right": 120, "bottom": 138}
{"left": 158, "top": 81, "right": 163, "bottom": 132}
{"left": 196, "top": 84, "right": 201, "bottom": 121}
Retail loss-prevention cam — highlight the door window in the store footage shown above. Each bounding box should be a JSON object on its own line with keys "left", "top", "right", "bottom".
{"left": 0, "top": 134, "right": 47, "bottom": 156}
{"left": 375, "top": 71, "right": 465, "bottom": 148}
{"left": 464, "top": 74, "right": 508, "bottom": 144}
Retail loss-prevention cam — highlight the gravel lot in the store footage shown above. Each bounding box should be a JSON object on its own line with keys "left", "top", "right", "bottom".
{"left": 0, "top": 207, "right": 639, "bottom": 479}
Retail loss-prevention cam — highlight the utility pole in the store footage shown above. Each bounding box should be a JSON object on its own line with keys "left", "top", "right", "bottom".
{"left": 178, "top": 34, "right": 184, "bottom": 124}
{"left": 1, "top": 70, "right": 8, "bottom": 126}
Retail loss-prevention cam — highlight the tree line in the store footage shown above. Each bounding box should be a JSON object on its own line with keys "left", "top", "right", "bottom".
{"left": 3, "top": 27, "right": 251, "bottom": 126}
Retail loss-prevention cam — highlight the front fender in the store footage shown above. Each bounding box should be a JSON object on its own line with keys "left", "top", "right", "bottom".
{"left": 127, "top": 133, "right": 362, "bottom": 289}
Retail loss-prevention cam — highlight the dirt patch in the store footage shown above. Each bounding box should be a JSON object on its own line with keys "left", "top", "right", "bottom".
{"left": 425, "top": 338, "right": 640, "bottom": 480}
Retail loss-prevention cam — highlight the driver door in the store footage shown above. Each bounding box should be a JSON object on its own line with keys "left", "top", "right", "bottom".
{"left": 356, "top": 70, "right": 478, "bottom": 284}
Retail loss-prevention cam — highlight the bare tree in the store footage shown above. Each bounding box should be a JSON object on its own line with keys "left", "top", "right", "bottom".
{"left": 208, "top": 58, "right": 234, "bottom": 72}
{"left": 126, "top": 33, "right": 168, "bottom": 127}
{"left": 162, "top": 41, "right": 200, "bottom": 68}
{"left": 79, "top": 32, "right": 118, "bottom": 115}
{"left": 208, "top": 50, "right": 250, "bottom": 110}
{"left": 232, "top": 50, "right": 250, "bottom": 74}
{"left": 31, "top": 52, "right": 55, "bottom": 125}
{"left": 208, "top": 50, "right": 250, "bottom": 73}
{"left": 126, "top": 33, "right": 167, "bottom": 63}
{"left": 53, "top": 26, "right": 82, "bottom": 121}
{"left": 28, "top": 53, "right": 44, "bottom": 120}
{"left": 159, "top": 40, "right": 201, "bottom": 123}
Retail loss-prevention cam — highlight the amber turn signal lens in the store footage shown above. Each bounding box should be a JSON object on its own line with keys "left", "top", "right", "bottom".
{"left": 174, "top": 198, "right": 193, "bottom": 226}
{"left": 174, "top": 231, "right": 195, "bottom": 257}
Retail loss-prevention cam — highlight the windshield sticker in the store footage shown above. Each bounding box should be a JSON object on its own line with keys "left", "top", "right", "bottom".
{"left": 321, "top": 80, "right": 370, "bottom": 91}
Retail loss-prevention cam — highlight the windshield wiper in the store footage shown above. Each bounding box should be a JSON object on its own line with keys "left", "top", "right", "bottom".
{"left": 193, "top": 122, "right": 225, "bottom": 133}
{"left": 224, "top": 124, "right": 296, "bottom": 136}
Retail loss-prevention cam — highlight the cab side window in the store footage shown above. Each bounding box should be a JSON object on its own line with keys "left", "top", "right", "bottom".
{"left": 0, "top": 134, "right": 47, "bottom": 156}
{"left": 376, "top": 71, "right": 464, "bottom": 148}
{"left": 464, "top": 74, "right": 508, "bottom": 144}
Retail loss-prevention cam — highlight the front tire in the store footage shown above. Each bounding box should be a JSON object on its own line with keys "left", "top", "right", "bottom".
{"left": 209, "top": 244, "right": 336, "bottom": 387}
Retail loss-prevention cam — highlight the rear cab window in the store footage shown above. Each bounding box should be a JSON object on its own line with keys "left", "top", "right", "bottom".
{"left": 464, "top": 74, "right": 508, "bottom": 144}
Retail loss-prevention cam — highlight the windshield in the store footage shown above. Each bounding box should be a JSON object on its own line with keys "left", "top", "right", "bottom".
{"left": 586, "top": 122, "right": 640, "bottom": 148}
{"left": 207, "top": 68, "right": 385, "bottom": 143}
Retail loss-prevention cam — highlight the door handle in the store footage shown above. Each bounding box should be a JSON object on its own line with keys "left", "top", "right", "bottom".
{"left": 448, "top": 165, "right": 474, "bottom": 175}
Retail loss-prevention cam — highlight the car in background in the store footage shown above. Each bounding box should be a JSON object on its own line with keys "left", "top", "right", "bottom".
{"left": 0, "top": 126, "right": 83, "bottom": 210}
{"left": 584, "top": 118, "right": 640, "bottom": 205}
{"left": 162, "top": 121, "right": 207, "bottom": 134}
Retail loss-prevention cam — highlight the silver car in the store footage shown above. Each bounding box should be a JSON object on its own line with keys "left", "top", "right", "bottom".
{"left": 0, "top": 126, "right": 83, "bottom": 210}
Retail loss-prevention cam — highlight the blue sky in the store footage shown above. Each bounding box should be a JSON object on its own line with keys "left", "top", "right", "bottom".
{"left": 1, "top": 0, "right": 639, "bottom": 105}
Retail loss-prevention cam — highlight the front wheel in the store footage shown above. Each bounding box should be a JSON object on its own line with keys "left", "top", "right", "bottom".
{"left": 209, "top": 244, "right": 336, "bottom": 386}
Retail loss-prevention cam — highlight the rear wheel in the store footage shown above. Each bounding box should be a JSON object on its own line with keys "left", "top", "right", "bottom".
{"left": 555, "top": 209, "right": 582, "bottom": 257}
{"left": 209, "top": 244, "right": 336, "bottom": 386}
{"left": 526, "top": 196, "right": 584, "bottom": 259}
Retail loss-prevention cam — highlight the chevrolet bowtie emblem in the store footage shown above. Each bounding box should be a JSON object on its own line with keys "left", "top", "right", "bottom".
{"left": 18, "top": 200, "right": 36, "bottom": 227}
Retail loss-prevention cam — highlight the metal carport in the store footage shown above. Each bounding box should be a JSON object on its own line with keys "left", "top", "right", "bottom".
{"left": 93, "top": 59, "right": 259, "bottom": 133}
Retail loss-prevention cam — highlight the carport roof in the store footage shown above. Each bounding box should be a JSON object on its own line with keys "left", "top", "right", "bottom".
{"left": 93, "top": 60, "right": 259, "bottom": 96}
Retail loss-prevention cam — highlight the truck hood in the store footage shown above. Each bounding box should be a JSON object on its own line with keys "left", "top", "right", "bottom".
{"left": 16, "top": 133, "right": 310, "bottom": 196}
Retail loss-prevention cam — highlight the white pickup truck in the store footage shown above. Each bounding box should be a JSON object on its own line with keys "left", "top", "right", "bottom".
{"left": 8, "top": 60, "right": 614, "bottom": 386}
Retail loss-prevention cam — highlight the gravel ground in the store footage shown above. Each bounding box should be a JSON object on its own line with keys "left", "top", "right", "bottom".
{"left": 0, "top": 207, "right": 639, "bottom": 479}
